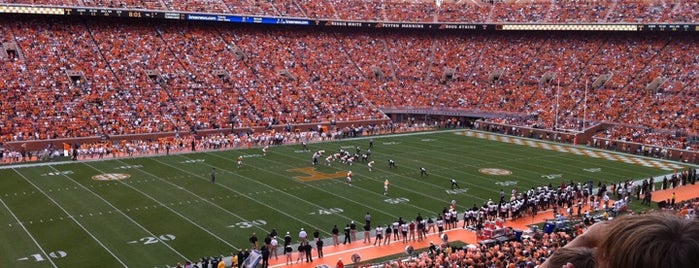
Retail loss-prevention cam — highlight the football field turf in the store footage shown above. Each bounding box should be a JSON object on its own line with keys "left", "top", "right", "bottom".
{"left": 0, "top": 129, "right": 685, "bottom": 267}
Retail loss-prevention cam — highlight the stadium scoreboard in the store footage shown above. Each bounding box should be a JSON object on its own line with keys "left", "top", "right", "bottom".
{"left": 0, "top": 4, "right": 697, "bottom": 32}
{"left": 64, "top": 8, "right": 169, "bottom": 19}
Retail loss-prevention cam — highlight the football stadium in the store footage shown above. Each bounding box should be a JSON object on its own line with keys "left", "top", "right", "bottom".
{"left": 1, "top": 1, "right": 699, "bottom": 268}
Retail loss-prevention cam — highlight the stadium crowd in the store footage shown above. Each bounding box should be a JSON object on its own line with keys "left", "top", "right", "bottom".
{"left": 0, "top": 2, "right": 697, "bottom": 268}
{"left": 2, "top": 18, "right": 699, "bottom": 153}
{"left": 3, "top": 0, "right": 699, "bottom": 23}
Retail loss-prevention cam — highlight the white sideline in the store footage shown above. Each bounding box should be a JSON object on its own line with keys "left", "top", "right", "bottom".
{"left": 0, "top": 130, "right": 455, "bottom": 170}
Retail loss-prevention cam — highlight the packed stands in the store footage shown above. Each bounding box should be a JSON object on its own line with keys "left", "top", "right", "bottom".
{"left": 2, "top": 16, "right": 699, "bottom": 153}
{"left": 3, "top": 0, "right": 699, "bottom": 23}
{"left": 1, "top": 2, "right": 697, "bottom": 268}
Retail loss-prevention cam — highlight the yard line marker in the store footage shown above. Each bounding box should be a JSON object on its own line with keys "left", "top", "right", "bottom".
{"left": 149, "top": 157, "right": 338, "bottom": 237}
{"left": 458, "top": 130, "right": 691, "bottom": 172}
{"left": 0, "top": 198, "right": 56, "bottom": 266}
{"left": 232, "top": 143, "right": 483, "bottom": 214}
{"left": 83, "top": 162, "right": 239, "bottom": 252}
{"left": 14, "top": 167, "right": 130, "bottom": 266}
{"left": 220, "top": 151, "right": 409, "bottom": 222}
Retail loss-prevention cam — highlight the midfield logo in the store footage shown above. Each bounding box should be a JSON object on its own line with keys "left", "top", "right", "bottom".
{"left": 288, "top": 167, "right": 346, "bottom": 182}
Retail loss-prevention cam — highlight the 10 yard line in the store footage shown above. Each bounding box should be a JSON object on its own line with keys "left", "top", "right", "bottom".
{"left": 0, "top": 198, "right": 58, "bottom": 268}
{"left": 12, "top": 168, "right": 128, "bottom": 267}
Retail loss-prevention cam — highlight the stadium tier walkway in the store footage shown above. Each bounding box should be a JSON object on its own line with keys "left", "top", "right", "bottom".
{"left": 651, "top": 182, "right": 699, "bottom": 204}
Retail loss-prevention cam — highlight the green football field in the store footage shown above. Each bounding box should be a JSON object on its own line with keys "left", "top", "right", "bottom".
{"left": 0, "top": 129, "right": 685, "bottom": 267}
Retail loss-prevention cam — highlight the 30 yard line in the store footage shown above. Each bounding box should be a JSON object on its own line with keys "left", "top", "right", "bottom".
{"left": 11, "top": 168, "right": 128, "bottom": 267}
{"left": 0, "top": 198, "right": 57, "bottom": 268}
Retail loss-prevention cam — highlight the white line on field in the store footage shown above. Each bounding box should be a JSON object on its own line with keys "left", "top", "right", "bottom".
{"left": 150, "top": 156, "right": 335, "bottom": 237}
{"left": 204, "top": 151, "right": 407, "bottom": 219}
{"left": 0, "top": 198, "right": 57, "bottom": 268}
{"left": 81, "top": 162, "right": 238, "bottom": 252}
{"left": 11, "top": 168, "right": 128, "bottom": 267}
{"left": 46, "top": 165, "right": 189, "bottom": 261}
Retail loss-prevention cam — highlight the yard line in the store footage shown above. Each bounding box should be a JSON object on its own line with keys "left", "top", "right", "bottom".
{"left": 3, "top": 128, "right": 692, "bottom": 171}
{"left": 149, "top": 156, "right": 336, "bottom": 236}
{"left": 451, "top": 135, "right": 664, "bottom": 180}
{"left": 368, "top": 137, "right": 531, "bottom": 194}
{"left": 0, "top": 198, "right": 57, "bottom": 268}
{"left": 80, "top": 162, "right": 239, "bottom": 251}
{"left": 109, "top": 158, "right": 280, "bottom": 240}
{"left": 256, "top": 149, "right": 482, "bottom": 209}
{"left": 202, "top": 152, "right": 412, "bottom": 217}
{"left": 229, "top": 150, "right": 442, "bottom": 214}
{"left": 11, "top": 168, "right": 128, "bottom": 267}
{"left": 46, "top": 165, "right": 189, "bottom": 260}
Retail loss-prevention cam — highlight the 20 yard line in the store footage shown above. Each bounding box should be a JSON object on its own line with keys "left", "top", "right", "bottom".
{"left": 150, "top": 156, "right": 335, "bottom": 237}
{"left": 80, "top": 162, "right": 239, "bottom": 251}
{"left": 11, "top": 168, "right": 128, "bottom": 267}
{"left": 46, "top": 165, "right": 190, "bottom": 260}
{"left": 0, "top": 198, "right": 58, "bottom": 268}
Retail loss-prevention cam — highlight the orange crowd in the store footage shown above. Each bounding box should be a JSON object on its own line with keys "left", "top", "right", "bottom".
{"left": 3, "top": 0, "right": 699, "bottom": 23}
{"left": 1, "top": 17, "right": 699, "bottom": 152}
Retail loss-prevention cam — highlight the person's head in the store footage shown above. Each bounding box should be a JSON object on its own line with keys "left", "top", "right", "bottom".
{"left": 597, "top": 212, "right": 699, "bottom": 268}
{"left": 542, "top": 247, "right": 596, "bottom": 268}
